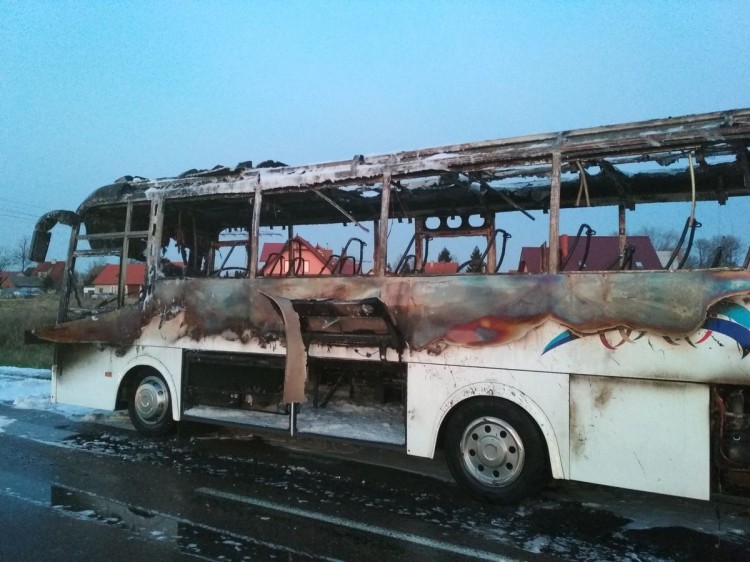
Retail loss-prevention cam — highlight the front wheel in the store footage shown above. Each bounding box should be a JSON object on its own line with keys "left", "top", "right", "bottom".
{"left": 128, "top": 371, "right": 175, "bottom": 436}
{"left": 444, "top": 398, "right": 549, "bottom": 503}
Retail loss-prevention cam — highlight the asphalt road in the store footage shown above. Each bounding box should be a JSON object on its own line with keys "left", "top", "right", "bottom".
{"left": 1, "top": 403, "right": 750, "bottom": 561}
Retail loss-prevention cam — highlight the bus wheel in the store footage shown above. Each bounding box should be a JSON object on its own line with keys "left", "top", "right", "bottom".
{"left": 445, "top": 398, "right": 548, "bottom": 503}
{"left": 128, "top": 371, "right": 175, "bottom": 436}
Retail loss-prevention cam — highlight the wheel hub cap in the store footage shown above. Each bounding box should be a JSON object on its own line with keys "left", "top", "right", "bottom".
{"left": 135, "top": 376, "right": 168, "bottom": 423}
{"left": 460, "top": 416, "right": 525, "bottom": 487}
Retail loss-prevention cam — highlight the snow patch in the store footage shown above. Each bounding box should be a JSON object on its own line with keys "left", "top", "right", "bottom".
{"left": 0, "top": 415, "right": 15, "bottom": 433}
{"left": 0, "top": 366, "right": 108, "bottom": 419}
{"left": 0, "top": 366, "right": 51, "bottom": 379}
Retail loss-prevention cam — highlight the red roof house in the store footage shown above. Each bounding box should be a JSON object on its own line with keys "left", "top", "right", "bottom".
{"left": 260, "top": 236, "right": 354, "bottom": 276}
{"left": 90, "top": 263, "right": 146, "bottom": 296}
{"left": 0, "top": 271, "right": 20, "bottom": 290}
{"left": 518, "top": 235, "right": 662, "bottom": 273}
{"left": 423, "top": 261, "right": 459, "bottom": 274}
{"left": 27, "top": 260, "right": 66, "bottom": 290}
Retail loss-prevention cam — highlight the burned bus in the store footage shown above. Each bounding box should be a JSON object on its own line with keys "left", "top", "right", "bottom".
{"left": 27, "top": 108, "right": 750, "bottom": 503}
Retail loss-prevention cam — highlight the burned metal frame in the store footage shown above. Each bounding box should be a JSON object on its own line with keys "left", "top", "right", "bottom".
{"left": 27, "top": 107, "right": 750, "bottom": 336}
{"left": 45, "top": 108, "right": 745, "bottom": 287}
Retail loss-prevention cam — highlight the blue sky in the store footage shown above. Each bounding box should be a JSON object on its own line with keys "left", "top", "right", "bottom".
{"left": 1, "top": 1, "right": 748, "bottom": 265}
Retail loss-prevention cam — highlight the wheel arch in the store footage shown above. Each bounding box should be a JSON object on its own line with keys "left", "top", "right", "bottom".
{"left": 115, "top": 355, "right": 181, "bottom": 421}
{"left": 435, "top": 385, "right": 564, "bottom": 479}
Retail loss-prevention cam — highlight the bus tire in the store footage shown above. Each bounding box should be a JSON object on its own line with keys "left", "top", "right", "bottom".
{"left": 444, "top": 397, "right": 548, "bottom": 503}
{"left": 127, "top": 370, "right": 176, "bottom": 437}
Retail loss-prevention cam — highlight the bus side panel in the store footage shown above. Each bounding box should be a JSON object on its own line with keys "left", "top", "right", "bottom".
{"left": 54, "top": 344, "right": 116, "bottom": 409}
{"left": 406, "top": 363, "right": 569, "bottom": 479}
{"left": 54, "top": 344, "right": 182, "bottom": 414}
{"left": 569, "top": 375, "right": 709, "bottom": 500}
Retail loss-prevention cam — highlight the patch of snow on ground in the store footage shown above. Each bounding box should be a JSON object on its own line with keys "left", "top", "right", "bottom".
{"left": 0, "top": 366, "right": 51, "bottom": 379}
{"left": 0, "top": 369, "right": 50, "bottom": 404}
{"left": 186, "top": 398, "right": 405, "bottom": 445}
{"left": 0, "top": 365, "right": 106, "bottom": 419}
{"left": 297, "top": 400, "right": 405, "bottom": 444}
{"left": 0, "top": 415, "right": 15, "bottom": 433}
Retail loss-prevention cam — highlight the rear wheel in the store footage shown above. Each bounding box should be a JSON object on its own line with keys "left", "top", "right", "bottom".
{"left": 128, "top": 371, "right": 175, "bottom": 436}
{"left": 445, "top": 398, "right": 548, "bottom": 503}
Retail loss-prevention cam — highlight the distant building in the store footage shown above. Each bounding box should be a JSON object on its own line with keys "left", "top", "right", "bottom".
{"left": 84, "top": 239, "right": 351, "bottom": 294}
{"left": 259, "top": 236, "right": 354, "bottom": 276}
{"left": 423, "top": 261, "right": 459, "bottom": 274}
{"left": 26, "top": 260, "right": 66, "bottom": 290}
{"left": 89, "top": 263, "right": 147, "bottom": 297}
{"left": 0, "top": 271, "right": 20, "bottom": 290}
{"left": 655, "top": 250, "right": 681, "bottom": 270}
{"left": 518, "top": 235, "right": 662, "bottom": 273}
{"left": 0, "top": 270, "right": 46, "bottom": 297}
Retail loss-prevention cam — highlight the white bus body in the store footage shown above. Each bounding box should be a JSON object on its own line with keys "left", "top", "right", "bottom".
{"left": 29, "top": 108, "right": 750, "bottom": 502}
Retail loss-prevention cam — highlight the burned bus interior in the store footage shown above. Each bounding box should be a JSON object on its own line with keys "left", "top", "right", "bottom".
{"left": 29, "top": 108, "right": 750, "bottom": 490}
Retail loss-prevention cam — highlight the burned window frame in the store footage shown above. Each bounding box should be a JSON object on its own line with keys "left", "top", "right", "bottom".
{"left": 54, "top": 200, "right": 151, "bottom": 322}
{"left": 34, "top": 108, "right": 750, "bottom": 321}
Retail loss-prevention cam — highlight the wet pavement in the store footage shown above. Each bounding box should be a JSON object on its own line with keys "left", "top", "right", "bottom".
{"left": 1, "top": 403, "right": 750, "bottom": 561}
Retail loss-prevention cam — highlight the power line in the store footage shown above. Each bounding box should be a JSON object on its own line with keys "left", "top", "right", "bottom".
{"left": 0, "top": 211, "right": 36, "bottom": 224}
{"left": 0, "top": 207, "right": 38, "bottom": 219}
{"left": 0, "top": 195, "right": 52, "bottom": 213}
{"left": 0, "top": 207, "right": 39, "bottom": 219}
{"left": 0, "top": 199, "right": 42, "bottom": 219}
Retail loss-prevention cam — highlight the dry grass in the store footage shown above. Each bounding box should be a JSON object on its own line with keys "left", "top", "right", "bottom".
{"left": 0, "top": 294, "right": 57, "bottom": 368}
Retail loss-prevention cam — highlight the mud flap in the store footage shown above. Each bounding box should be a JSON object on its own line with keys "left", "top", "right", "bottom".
{"left": 259, "top": 292, "right": 308, "bottom": 404}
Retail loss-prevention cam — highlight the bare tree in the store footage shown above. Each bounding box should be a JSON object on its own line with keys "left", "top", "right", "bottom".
{"left": 0, "top": 248, "right": 12, "bottom": 272}
{"left": 638, "top": 226, "right": 746, "bottom": 268}
{"left": 635, "top": 226, "right": 681, "bottom": 251}
{"left": 693, "top": 235, "right": 743, "bottom": 268}
{"left": 717, "top": 235, "right": 743, "bottom": 266}
{"left": 0, "top": 248, "right": 12, "bottom": 288}
{"left": 12, "top": 236, "right": 32, "bottom": 273}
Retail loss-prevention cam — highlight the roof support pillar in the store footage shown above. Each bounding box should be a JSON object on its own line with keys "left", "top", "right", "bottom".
{"left": 249, "top": 184, "right": 262, "bottom": 278}
{"left": 619, "top": 203, "right": 627, "bottom": 263}
{"left": 547, "top": 152, "right": 561, "bottom": 273}
{"left": 145, "top": 195, "right": 164, "bottom": 293}
{"left": 117, "top": 201, "right": 133, "bottom": 308}
{"left": 375, "top": 173, "right": 392, "bottom": 276}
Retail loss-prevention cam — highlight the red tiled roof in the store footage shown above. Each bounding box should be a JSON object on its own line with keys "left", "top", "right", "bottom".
{"left": 27, "top": 261, "right": 66, "bottom": 289}
{"left": 92, "top": 263, "right": 146, "bottom": 286}
{"left": 518, "top": 247, "right": 544, "bottom": 273}
{"left": 331, "top": 257, "right": 355, "bottom": 275}
{"left": 259, "top": 236, "right": 350, "bottom": 275}
{"left": 424, "top": 261, "right": 458, "bottom": 274}
{"left": 259, "top": 242, "right": 285, "bottom": 263}
{"left": 518, "top": 235, "right": 662, "bottom": 273}
{"left": 0, "top": 271, "right": 21, "bottom": 289}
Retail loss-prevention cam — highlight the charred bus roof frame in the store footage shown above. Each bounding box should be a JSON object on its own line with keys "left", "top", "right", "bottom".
{"left": 33, "top": 107, "right": 746, "bottom": 279}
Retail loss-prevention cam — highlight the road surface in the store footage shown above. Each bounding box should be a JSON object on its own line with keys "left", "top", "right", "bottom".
{"left": 1, "top": 402, "right": 749, "bottom": 561}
